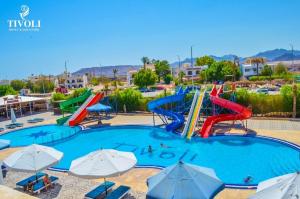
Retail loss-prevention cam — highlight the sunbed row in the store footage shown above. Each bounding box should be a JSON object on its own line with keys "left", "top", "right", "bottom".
{"left": 16, "top": 173, "right": 130, "bottom": 199}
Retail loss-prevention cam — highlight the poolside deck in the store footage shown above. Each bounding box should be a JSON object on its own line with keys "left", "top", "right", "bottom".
{"left": 0, "top": 112, "right": 300, "bottom": 198}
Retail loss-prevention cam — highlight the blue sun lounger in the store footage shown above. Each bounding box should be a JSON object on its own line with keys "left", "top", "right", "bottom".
{"left": 16, "top": 173, "right": 46, "bottom": 188}
{"left": 32, "top": 176, "right": 59, "bottom": 194}
{"left": 85, "top": 181, "right": 115, "bottom": 199}
{"left": 105, "top": 185, "right": 131, "bottom": 199}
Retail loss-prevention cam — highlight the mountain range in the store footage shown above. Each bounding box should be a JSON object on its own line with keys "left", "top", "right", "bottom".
{"left": 72, "top": 48, "right": 300, "bottom": 77}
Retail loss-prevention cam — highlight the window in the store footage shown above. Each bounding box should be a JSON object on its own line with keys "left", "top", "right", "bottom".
{"left": 196, "top": 70, "right": 200, "bottom": 74}
{"left": 245, "top": 69, "right": 250, "bottom": 72}
{"left": 188, "top": 71, "right": 193, "bottom": 75}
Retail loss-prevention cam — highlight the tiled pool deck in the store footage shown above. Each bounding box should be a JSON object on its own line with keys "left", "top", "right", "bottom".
{"left": 0, "top": 112, "right": 300, "bottom": 198}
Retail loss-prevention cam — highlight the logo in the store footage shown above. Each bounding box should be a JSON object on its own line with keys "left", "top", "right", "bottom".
{"left": 7, "top": 5, "right": 41, "bottom": 32}
{"left": 20, "top": 5, "right": 30, "bottom": 20}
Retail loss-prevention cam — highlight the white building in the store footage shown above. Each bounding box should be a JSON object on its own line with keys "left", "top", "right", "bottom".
{"left": 241, "top": 64, "right": 264, "bottom": 78}
{"left": 0, "top": 80, "right": 10, "bottom": 85}
{"left": 180, "top": 63, "right": 208, "bottom": 80}
{"left": 55, "top": 73, "right": 88, "bottom": 89}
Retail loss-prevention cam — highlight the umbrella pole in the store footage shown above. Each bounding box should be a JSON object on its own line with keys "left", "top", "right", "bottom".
{"left": 104, "top": 177, "right": 108, "bottom": 195}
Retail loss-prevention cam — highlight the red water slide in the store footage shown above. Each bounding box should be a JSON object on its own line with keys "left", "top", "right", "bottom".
{"left": 199, "top": 85, "right": 252, "bottom": 138}
{"left": 69, "top": 92, "right": 104, "bottom": 126}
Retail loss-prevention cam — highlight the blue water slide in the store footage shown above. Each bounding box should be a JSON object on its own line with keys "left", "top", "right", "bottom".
{"left": 148, "top": 94, "right": 186, "bottom": 132}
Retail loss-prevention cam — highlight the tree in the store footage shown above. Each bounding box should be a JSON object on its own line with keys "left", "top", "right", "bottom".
{"left": 112, "top": 68, "right": 118, "bottom": 88}
{"left": 0, "top": 85, "right": 16, "bottom": 97}
{"left": 141, "top": 57, "right": 150, "bottom": 70}
{"left": 195, "top": 56, "right": 215, "bottom": 66}
{"left": 163, "top": 74, "right": 172, "bottom": 84}
{"left": 246, "top": 57, "right": 266, "bottom": 76}
{"left": 25, "top": 80, "right": 34, "bottom": 91}
{"left": 154, "top": 60, "right": 171, "bottom": 82}
{"left": 90, "top": 77, "right": 100, "bottom": 86}
{"left": 33, "top": 79, "right": 54, "bottom": 93}
{"left": 274, "top": 63, "right": 288, "bottom": 75}
{"left": 178, "top": 71, "right": 185, "bottom": 83}
{"left": 260, "top": 65, "right": 273, "bottom": 76}
{"left": 10, "top": 80, "right": 26, "bottom": 91}
{"left": 133, "top": 69, "right": 157, "bottom": 88}
{"left": 205, "top": 61, "right": 241, "bottom": 82}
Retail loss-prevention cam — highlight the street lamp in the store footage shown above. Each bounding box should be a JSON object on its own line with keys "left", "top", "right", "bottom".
{"left": 177, "top": 55, "right": 181, "bottom": 77}
{"left": 290, "top": 44, "right": 297, "bottom": 118}
{"left": 190, "top": 45, "right": 195, "bottom": 88}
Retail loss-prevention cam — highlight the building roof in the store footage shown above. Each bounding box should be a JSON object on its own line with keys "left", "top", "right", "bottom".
{"left": 0, "top": 95, "right": 46, "bottom": 106}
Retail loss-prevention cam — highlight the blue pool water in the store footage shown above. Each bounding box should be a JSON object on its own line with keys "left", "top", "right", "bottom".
{"left": 1, "top": 125, "right": 300, "bottom": 186}
{"left": 0, "top": 125, "right": 81, "bottom": 146}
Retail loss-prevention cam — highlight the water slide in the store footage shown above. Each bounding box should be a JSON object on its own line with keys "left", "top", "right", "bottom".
{"left": 199, "top": 85, "right": 252, "bottom": 138}
{"left": 66, "top": 92, "right": 104, "bottom": 126}
{"left": 148, "top": 87, "right": 192, "bottom": 132}
{"left": 182, "top": 90, "right": 205, "bottom": 139}
{"left": 56, "top": 90, "right": 92, "bottom": 125}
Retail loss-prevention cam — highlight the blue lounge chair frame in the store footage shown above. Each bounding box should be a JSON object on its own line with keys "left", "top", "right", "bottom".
{"left": 16, "top": 173, "right": 46, "bottom": 188}
{"left": 32, "top": 176, "right": 59, "bottom": 194}
{"left": 105, "top": 185, "right": 131, "bottom": 199}
{"left": 85, "top": 181, "right": 115, "bottom": 199}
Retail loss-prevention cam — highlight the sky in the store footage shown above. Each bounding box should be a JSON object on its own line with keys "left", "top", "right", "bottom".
{"left": 0, "top": 0, "right": 299, "bottom": 79}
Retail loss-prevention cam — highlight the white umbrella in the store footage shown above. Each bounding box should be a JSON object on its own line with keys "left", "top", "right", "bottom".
{"left": 10, "top": 108, "right": 16, "bottom": 124}
{"left": 69, "top": 149, "right": 137, "bottom": 195}
{"left": 147, "top": 161, "right": 224, "bottom": 199}
{"left": 3, "top": 144, "right": 63, "bottom": 173}
{"left": 69, "top": 149, "right": 137, "bottom": 179}
{"left": 249, "top": 172, "right": 300, "bottom": 199}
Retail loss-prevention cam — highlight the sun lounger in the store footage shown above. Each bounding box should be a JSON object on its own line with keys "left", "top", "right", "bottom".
{"left": 14, "top": 123, "right": 24, "bottom": 127}
{"left": 32, "top": 176, "right": 59, "bottom": 194}
{"left": 16, "top": 173, "right": 46, "bottom": 188}
{"left": 33, "top": 118, "right": 44, "bottom": 122}
{"left": 27, "top": 119, "right": 39, "bottom": 123}
{"left": 5, "top": 124, "right": 16, "bottom": 129}
{"left": 85, "top": 181, "right": 115, "bottom": 199}
{"left": 105, "top": 185, "right": 131, "bottom": 199}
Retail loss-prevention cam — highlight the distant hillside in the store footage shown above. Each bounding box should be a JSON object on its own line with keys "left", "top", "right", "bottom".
{"left": 272, "top": 53, "right": 300, "bottom": 61}
{"left": 252, "top": 48, "right": 300, "bottom": 61}
{"left": 72, "top": 48, "right": 300, "bottom": 77}
{"left": 72, "top": 65, "right": 141, "bottom": 77}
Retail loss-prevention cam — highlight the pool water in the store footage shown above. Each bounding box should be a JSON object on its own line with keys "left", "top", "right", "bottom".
{"left": 1, "top": 125, "right": 300, "bottom": 186}
{"left": 0, "top": 125, "right": 81, "bottom": 146}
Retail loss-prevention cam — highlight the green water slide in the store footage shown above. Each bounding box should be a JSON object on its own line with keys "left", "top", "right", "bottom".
{"left": 56, "top": 89, "right": 92, "bottom": 125}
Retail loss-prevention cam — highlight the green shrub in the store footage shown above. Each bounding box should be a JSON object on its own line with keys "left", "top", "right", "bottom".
{"left": 51, "top": 92, "right": 69, "bottom": 101}
{"left": 110, "top": 88, "right": 143, "bottom": 112}
{"left": 235, "top": 85, "right": 299, "bottom": 115}
{"left": 249, "top": 74, "right": 293, "bottom": 81}
{"left": 0, "top": 85, "right": 17, "bottom": 97}
{"left": 163, "top": 74, "right": 172, "bottom": 84}
{"left": 71, "top": 88, "right": 88, "bottom": 98}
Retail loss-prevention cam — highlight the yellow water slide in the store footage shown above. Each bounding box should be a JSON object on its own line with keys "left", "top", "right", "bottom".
{"left": 182, "top": 90, "right": 205, "bottom": 140}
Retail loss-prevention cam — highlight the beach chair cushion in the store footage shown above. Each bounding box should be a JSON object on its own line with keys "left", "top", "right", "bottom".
{"left": 14, "top": 123, "right": 24, "bottom": 127}
{"left": 85, "top": 181, "right": 115, "bottom": 199}
{"left": 32, "top": 176, "right": 59, "bottom": 193}
{"left": 16, "top": 173, "right": 46, "bottom": 187}
{"left": 106, "top": 185, "right": 131, "bottom": 199}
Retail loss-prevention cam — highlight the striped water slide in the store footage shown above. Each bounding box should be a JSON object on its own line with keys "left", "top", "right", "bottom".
{"left": 182, "top": 90, "right": 205, "bottom": 139}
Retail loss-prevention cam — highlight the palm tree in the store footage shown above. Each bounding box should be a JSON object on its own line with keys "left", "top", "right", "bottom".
{"left": 233, "top": 56, "right": 240, "bottom": 67}
{"left": 246, "top": 57, "right": 266, "bottom": 76}
{"left": 112, "top": 68, "right": 118, "bottom": 88}
{"left": 141, "top": 57, "right": 150, "bottom": 70}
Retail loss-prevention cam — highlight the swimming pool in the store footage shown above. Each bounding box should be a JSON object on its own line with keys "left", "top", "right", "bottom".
{"left": 0, "top": 125, "right": 81, "bottom": 146}
{"left": 1, "top": 125, "right": 300, "bottom": 187}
